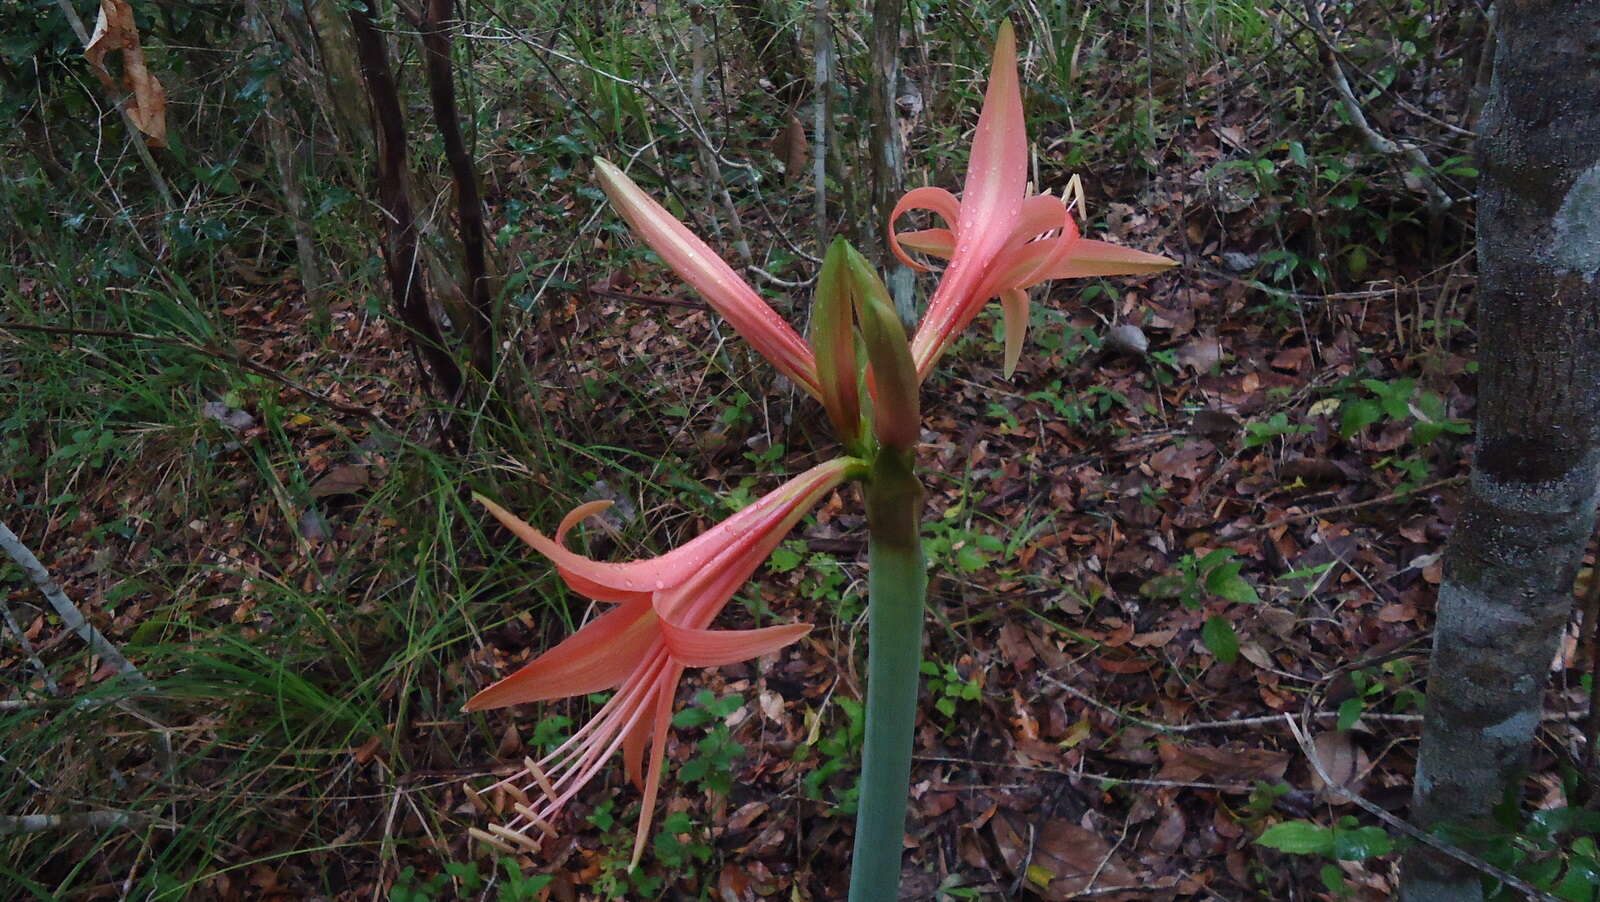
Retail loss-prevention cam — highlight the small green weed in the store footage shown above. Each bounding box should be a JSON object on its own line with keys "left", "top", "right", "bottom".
{"left": 1141, "top": 547, "right": 1260, "bottom": 663}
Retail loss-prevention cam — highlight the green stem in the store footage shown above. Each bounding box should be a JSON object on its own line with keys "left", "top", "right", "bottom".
{"left": 848, "top": 450, "right": 926, "bottom": 902}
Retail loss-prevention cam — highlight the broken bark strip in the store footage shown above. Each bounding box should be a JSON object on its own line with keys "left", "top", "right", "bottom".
{"left": 1401, "top": 3, "right": 1600, "bottom": 899}
{"left": 347, "top": 0, "right": 464, "bottom": 403}
{"left": 420, "top": 0, "right": 494, "bottom": 381}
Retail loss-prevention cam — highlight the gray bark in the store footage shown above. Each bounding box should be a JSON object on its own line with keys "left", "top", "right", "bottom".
{"left": 1401, "top": 4, "right": 1600, "bottom": 900}
{"left": 811, "top": 0, "right": 832, "bottom": 259}
{"left": 867, "top": 0, "right": 916, "bottom": 326}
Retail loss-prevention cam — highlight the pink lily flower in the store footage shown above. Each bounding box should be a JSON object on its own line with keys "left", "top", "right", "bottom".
{"left": 593, "top": 157, "right": 823, "bottom": 398}
{"left": 891, "top": 21, "right": 1175, "bottom": 379}
{"left": 465, "top": 458, "right": 856, "bottom": 866}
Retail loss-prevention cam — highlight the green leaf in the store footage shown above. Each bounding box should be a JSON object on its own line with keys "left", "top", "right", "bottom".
{"left": 956, "top": 544, "right": 988, "bottom": 573}
{"left": 1209, "top": 570, "right": 1260, "bottom": 605}
{"left": 1257, "top": 821, "right": 1334, "bottom": 855}
{"left": 1319, "top": 864, "right": 1345, "bottom": 894}
{"left": 1340, "top": 399, "right": 1383, "bottom": 438}
{"left": 1336, "top": 697, "right": 1364, "bottom": 732}
{"left": 1202, "top": 615, "right": 1239, "bottom": 664}
{"left": 672, "top": 707, "right": 711, "bottom": 728}
{"left": 768, "top": 543, "right": 804, "bottom": 573}
{"left": 1331, "top": 825, "right": 1393, "bottom": 860}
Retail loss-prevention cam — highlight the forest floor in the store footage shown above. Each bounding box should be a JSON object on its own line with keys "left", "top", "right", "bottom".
{"left": 8, "top": 4, "right": 1589, "bottom": 902}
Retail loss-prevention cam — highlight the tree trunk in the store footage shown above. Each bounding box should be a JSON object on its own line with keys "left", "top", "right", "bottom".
{"left": 867, "top": 0, "right": 915, "bottom": 326}
{"left": 1401, "top": 4, "right": 1600, "bottom": 900}
{"left": 346, "top": 0, "right": 465, "bottom": 403}
{"left": 420, "top": 0, "right": 495, "bottom": 381}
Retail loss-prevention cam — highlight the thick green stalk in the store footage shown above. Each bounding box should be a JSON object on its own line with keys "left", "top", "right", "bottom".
{"left": 848, "top": 449, "right": 926, "bottom": 901}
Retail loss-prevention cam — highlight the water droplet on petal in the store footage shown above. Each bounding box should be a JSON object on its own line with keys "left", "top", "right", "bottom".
{"left": 654, "top": 580, "right": 665, "bottom": 590}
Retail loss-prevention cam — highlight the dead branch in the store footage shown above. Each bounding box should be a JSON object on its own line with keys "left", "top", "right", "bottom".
{"left": 0, "top": 521, "right": 148, "bottom": 691}
{"left": 1294, "top": 0, "right": 1453, "bottom": 215}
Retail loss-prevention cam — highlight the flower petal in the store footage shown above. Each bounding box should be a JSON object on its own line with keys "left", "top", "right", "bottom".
{"left": 621, "top": 697, "right": 652, "bottom": 790}
{"left": 1007, "top": 194, "right": 1080, "bottom": 251}
{"left": 1046, "top": 239, "right": 1176, "bottom": 278}
{"left": 910, "top": 21, "right": 1029, "bottom": 378}
{"left": 464, "top": 602, "right": 659, "bottom": 710}
{"left": 629, "top": 664, "right": 684, "bottom": 868}
{"left": 893, "top": 228, "right": 956, "bottom": 260}
{"left": 958, "top": 20, "right": 1027, "bottom": 241}
{"left": 593, "top": 157, "right": 821, "bottom": 397}
{"left": 999, "top": 288, "right": 1030, "bottom": 378}
{"left": 660, "top": 619, "right": 812, "bottom": 668}
{"left": 474, "top": 463, "right": 849, "bottom": 603}
{"left": 887, "top": 187, "right": 961, "bottom": 271}
{"left": 652, "top": 460, "right": 854, "bottom": 628}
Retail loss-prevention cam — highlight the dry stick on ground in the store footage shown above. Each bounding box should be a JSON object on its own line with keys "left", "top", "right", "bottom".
{"left": 0, "top": 522, "right": 177, "bottom": 778}
{"left": 420, "top": 0, "right": 495, "bottom": 380}
{"left": 1283, "top": 715, "right": 1560, "bottom": 902}
{"left": 0, "top": 322, "right": 384, "bottom": 421}
{"left": 1292, "top": 0, "right": 1452, "bottom": 218}
{"left": 0, "top": 518, "right": 171, "bottom": 776}
{"left": 1236, "top": 475, "right": 1465, "bottom": 533}
{"left": 0, "top": 520, "right": 149, "bottom": 691}
{"left": 0, "top": 810, "right": 141, "bottom": 836}
{"left": 50, "top": 0, "right": 174, "bottom": 213}
{"left": 1043, "top": 674, "right": 1586, "bottom": 736}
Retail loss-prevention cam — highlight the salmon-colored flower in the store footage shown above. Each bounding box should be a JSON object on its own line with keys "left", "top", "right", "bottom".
{"left": 891, "top": 22, "right": 1175, "bottom": 379}
{"left": 594, "top": 157, "right": 823, "bottom": 398}
{"left": 465, "top": 458, "right": 857, "bottom": 866}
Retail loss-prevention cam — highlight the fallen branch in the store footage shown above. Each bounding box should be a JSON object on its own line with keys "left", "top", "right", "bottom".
{"left": 0, "top": 520, "right": 149, "bottom": 691}
{"left": 1042, "top": 675, "right": 1584, "bottom": 735}
{"left": 1294, "top": 0, "right": 1452, "bottom": 215}
{"left": 0, "top": 809, "right": 170, "bottom": 836}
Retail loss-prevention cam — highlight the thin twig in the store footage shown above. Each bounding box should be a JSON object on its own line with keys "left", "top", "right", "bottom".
{"left": 1236, "top": 476, "right": 1465, "bottom": 533}
{"left": 1043, "top": 675, "right": 1584, "bottom": 734}
{"left": 913, "top": 754, "right": 1252, "bottom": 793}
{"left": 1284, "top": 715, "right": 1560, "bottom": 902}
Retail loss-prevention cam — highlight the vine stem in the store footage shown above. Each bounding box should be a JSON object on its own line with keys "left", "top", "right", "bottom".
{"left": 848, "top": 450, "right": 926, "bottom": 901}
